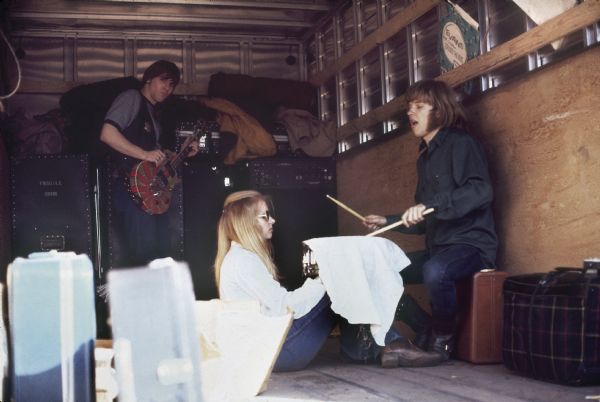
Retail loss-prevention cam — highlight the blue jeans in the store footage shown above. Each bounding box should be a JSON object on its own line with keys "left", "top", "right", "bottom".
{"left": 401, "top": 245, "right": 483, "bottom": 319}
{"left": 112, "top": 179, "right": 170, "bottom": 267}
{"left": 274, "top": 295, "right": 404, "bottom": 371}
{"left": 274, "top": 294, "right": 337, "bottom": 372}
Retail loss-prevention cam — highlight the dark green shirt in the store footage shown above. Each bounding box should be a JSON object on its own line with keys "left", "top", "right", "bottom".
{"left": 388, "top": 127, "right": 498, "bottom": 267}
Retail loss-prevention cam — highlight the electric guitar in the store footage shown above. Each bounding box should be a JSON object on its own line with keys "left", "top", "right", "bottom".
{"left": 128, "top": 129, "right": 200, "bottom": 215}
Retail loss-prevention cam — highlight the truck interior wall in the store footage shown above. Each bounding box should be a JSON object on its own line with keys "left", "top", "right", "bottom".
{"left": 336, "top": 45, "right": 600, "bottom": 275}
{"left": 6, "top": 36, "right": 303, "bottom": 116}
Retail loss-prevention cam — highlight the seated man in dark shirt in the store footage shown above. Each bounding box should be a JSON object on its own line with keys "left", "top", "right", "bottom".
{"left": 364, "top": 79, "right": 498, "bottom": 367}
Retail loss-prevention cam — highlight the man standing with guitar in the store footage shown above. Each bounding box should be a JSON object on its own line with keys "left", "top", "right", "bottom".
{"left": 100, "top": 60, "right": 199, "bottom": 267}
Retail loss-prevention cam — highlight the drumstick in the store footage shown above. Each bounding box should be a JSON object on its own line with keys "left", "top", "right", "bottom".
{"left": 326, "top": 194, "right": 365, "bottom": 221}
{"left": 366, "top": 208, "right": 435, "bottom": 237}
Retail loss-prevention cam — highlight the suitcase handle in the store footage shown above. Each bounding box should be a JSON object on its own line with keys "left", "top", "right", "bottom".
{"left": 555, "top": 265, "right": 599, "bottom": 276}
{"left": 538, "top": 266, "right": 596, "bottom": 289}
{"left": 537, "top": 269, "right": 571, "bottom": 288}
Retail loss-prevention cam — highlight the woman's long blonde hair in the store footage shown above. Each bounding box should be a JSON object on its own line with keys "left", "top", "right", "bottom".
{"left": 214, "top": 190, "right": 279, "bottom": 290}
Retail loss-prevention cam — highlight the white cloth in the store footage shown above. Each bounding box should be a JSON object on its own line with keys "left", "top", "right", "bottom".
{"left": 219, "top": 242, "right": 325, "bottom": 318}
{"left": 274, "top": 107, "right": 337, "bottom": 157}
{"left": 303, "top": 236, "right": 411, "bottom": 346}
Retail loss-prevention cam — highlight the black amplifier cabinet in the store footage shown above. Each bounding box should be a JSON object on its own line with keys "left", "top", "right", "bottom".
{"left": 10, "top": 154, "right": 93, "bottom": 261}
{"left": 175, "top": 119, "right": 221, "bottom": 155}
{"left": 242, "top": 156, "right": 335, "bottom": 190}
{"left": 98, "top": 159, "right": 184, "bottom": 274}
{"left": 237, "top": 156, "right": 337, "bottom": 290}
{"left": 182, "top": 155, "right": 337, "bottom": 299}
{"left": 96, "top": 159, "right": 184, "bottom": 339}
{"left": 0, "top": 137, "right": 10, "bottom": 281}
{"left": 182, "top": 155, "right": 240, "bottom": 300}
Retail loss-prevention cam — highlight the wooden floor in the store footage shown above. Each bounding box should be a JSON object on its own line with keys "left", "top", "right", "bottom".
{"left": 254, "top": 338, "right": 600, "bottom": 402}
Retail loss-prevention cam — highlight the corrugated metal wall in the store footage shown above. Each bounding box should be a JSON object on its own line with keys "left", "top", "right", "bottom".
{"left": 9, "top": 33, "right": 303, "bottom": 116}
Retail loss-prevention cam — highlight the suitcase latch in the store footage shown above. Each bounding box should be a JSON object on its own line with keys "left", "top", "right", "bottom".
{"left": 157, "top": 358, "right": 194, "bottom": 385}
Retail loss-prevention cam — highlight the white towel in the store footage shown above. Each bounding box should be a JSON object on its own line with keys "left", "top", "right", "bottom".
{"left": 303, "top": 236, "right": 411, "bottom": 345}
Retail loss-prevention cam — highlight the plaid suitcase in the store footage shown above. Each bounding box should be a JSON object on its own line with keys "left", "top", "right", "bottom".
{"left": 502, "top": 266, "right": 600, "bottom": 385}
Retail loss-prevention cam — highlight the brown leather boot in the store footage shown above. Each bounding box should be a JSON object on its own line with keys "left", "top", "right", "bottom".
{"left": 380, "top": 338, "right": 444, "bottom": 368}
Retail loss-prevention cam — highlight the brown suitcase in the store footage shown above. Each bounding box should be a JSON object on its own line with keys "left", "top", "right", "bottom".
{"left": 455, "top": 269, "right": 508, "bottom": 363}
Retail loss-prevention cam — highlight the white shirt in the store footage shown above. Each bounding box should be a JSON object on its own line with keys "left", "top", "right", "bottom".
{"left": 219, "top": 242, "right": 325, "bottom": 318}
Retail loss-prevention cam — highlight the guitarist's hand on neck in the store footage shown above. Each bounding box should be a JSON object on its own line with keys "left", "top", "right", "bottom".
{"left": 145, "top": 149, "right": 167, "bottom": 166}
{"left": 186, "top": 141, "right": 200, "bottom": 158}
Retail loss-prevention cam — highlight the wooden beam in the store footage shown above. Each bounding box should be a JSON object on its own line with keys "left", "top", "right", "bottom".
{"left": 308, "top": 0, "right": 440, "bottom": 87}
{"left": 438, "top": 0, "right": 600, "bottom": 88}
{"left": 337, "top": 0, "right": 600, "bottom": 141}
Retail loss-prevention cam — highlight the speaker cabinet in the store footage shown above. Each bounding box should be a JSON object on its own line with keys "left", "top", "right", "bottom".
{"left": 242, "top": 157, "right": 337, "bottom": 290}
{"left": 95, "top": 158, "right": 185, "bottom": 338}
{"left": 182, "top": 155, "right": 337, "bottom": 299}
{"left": 264, "top": 187, "right": 337, "bottom": 290}
{"left": 97, "top": 159, "right": 184, "bottom": 274}
{"left": 182, "top": 156, "right": 238, "bottom": 300}
{"left": 10, "top": 154, "right": 94, "bottom": 260}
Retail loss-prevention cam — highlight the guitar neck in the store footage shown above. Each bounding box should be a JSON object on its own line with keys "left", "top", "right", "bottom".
{"left": 167, "top": 122, "right": 213, "bottom": 170}
{"left": 168, "top": 132, "right": 199, "bottom": 169}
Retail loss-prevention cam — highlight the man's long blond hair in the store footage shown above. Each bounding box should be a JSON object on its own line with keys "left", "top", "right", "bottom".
{"left": 406, "top": 79, "right": 468, "bottom": 130}
{"left": 214, "top": 190, "right": 278, "bottom": 291}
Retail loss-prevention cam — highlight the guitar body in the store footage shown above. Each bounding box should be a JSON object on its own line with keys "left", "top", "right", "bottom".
{"left": 127, "top": 125, "right": 202, "bottom": 215}
{"left": 129, "top": 150, "right": 180, "bottom": 215}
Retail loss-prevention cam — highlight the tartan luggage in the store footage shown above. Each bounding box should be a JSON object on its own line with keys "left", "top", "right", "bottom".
{"left": 502, "top": 266, "right": 600, "bottom": 385}
{"left": 8, "top": 250, "right": 96, "bottom": 402}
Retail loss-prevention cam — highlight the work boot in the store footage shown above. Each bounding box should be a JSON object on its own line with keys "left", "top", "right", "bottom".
{"left": 384, "top": 314, "right": 459, "bottom": 367}
{"left": 426, "top": 313, "right": 458, "bottom": 362}
{"left": 394, "top": 293, "right": 431, "bottom": 349}
{"left": 428, "top": 331, "right": 456, "bottom": 362}
{"left": 380, "top": 338, "right": 442, "bottom": 368}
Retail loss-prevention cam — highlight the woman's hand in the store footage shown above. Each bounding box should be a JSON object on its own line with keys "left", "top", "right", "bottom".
{"left": 362, "top": 215, "right": 387, "bottom": 231}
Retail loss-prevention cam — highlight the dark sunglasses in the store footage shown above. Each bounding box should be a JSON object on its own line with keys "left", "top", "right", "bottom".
{"left": 257, "top": 210, "right": 273, "bottom": 221}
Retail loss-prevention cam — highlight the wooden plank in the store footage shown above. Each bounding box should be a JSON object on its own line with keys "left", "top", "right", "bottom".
{"left": 438, "top": 0, "right": 600, "bottom": 88}
{"left": 337, "top": 0, "right": 600, "bottom": 141}
{"left": 337, "top": 94, "right": 408, "bottom": 140}
{"left": 262, "top": 338, "right": 596, "bottom": 401}
{"left": 308, "top": 0, "right": 440, "bottom": 87}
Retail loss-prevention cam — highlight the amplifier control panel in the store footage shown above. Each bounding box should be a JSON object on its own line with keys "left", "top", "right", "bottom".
{"left": 242, "top": 157, "right": 335, "bottom": 190}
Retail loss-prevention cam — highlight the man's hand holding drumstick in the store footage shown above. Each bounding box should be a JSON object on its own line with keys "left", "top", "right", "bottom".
{"left": 363, "top": 203, "right": 433, "bottom": 237}
{"left": 326, "top": 195, "right": 433, "bottom": 236}
{"left": 364, "top": 203, "right": 429, "bottom": 230}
